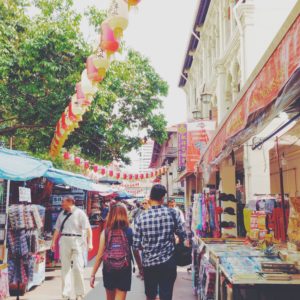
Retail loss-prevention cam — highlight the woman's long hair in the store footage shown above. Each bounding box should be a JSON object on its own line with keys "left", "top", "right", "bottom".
{"left": 106, "top": 203, "right": 129, "bottom": 230}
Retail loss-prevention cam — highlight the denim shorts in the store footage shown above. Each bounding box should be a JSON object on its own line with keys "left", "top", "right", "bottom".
{"left": 143, "top": 256, "right": 177, "bottom": 300}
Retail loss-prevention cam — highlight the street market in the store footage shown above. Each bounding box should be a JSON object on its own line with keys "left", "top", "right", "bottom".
{"left": 1, "top": 0, "right": 300, "bottom": 300}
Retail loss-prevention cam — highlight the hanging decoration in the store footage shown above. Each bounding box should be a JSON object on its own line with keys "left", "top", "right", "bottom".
{"left": 49, "top": 0, "right": 142, "bottom": 158}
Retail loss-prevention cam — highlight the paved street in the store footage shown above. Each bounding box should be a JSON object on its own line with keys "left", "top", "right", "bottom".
{"left": 9, "top": 262, "right": 196, "bottom": 300}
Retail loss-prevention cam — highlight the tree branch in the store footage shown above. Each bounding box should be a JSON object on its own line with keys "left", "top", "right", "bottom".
{"left": 0, "top": 124, "right": 54, "bottom": 135}
{"left": 0, "top": 117, "right": 17, "bottom": 124}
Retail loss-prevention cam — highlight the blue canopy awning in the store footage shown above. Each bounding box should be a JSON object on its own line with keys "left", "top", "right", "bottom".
{"left": 44, "top": 168, "right": 111, "bottom": 192}
{"left": 0, "top": 148, "right": 110, "bottom": 192}
{"left": 0, "top": 148, "right": 52, "bottom": 181}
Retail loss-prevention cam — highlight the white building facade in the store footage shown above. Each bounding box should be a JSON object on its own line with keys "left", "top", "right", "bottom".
{"left": 180, "top": 0, "right": 298, "bottom": 202}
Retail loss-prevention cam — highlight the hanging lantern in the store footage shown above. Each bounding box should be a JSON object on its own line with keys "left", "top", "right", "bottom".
{"left": 84, "top": 161, "right": 90, "bottom": 169}
{"left": 94, "top": 48, "right": 110, "bottom": 77}
{"left": 63, "top": 151, "right": 70, "bottom": 160}
{"left": 75, "top": 157, "right": 81, "bottom": 166}
{"left": 61, "top": 112, "right": 69, "bottom": 131}
{"left": 107, "top": 0, "right": 129, "bottom": 39}
{"left": 116, "top": 172, "right": 121, "bottom": 179}
{"left": 81, "top": 69, "right": 98, "bottom": 96}
{"left": 86, "top": 55, "right": 104, "bottom": 83}
{"left": 101, "top": 168, "right": 106, "bottom": 175}
{"left": 135, "top": 174, "right": 139, "bottom": 180}
{"left": 139, "top": 174, "right": 144, "bottom": 180}
{"left": 67, "top": 103, "right": 78, "bottom": 122}
{"left": 76, "top": 82, "right": 92, "bottom": 106}
{"left": 129, "top": 174, "right": 133, "bottom": 180}
{"left": 100, "top": 23, "right": 119, "bottom": 56}
{"left": 123, "top": 173, "right": 128, "bottom": 180}
{"left": 109, "top": 170, "right": 114, "bottom": 177}
{"left": 93, "top": 165, "right": 99, "bottom": 173}
{"left": 124, "top": 0, "right": 141, "bottom": 8}
{"left": 145, "top": 173, "right": 149, "bottom": 179}
{"left": 70, "top": 94, "right": 85, "bottom": 116}
{"left": 155, "top": 170, "right": 158, "bottom": 176}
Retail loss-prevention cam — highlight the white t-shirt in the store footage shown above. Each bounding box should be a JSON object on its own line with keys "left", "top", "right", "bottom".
{"left": 55, "top": 206, "right": 90, "bottom": 235}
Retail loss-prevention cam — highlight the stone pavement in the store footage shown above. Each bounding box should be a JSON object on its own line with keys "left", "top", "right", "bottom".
{"left": 9, "top": 263, "right": 197, "bottom": 300}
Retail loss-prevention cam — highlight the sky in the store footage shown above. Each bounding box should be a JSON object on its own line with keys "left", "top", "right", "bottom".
{"left": 73, "top": 0, "right": 198, "bottom": 170}
{"left": 74, "top": 0, "right": 198, "bottom": 126}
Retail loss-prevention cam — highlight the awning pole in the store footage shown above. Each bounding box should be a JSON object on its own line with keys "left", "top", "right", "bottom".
{"left": 276, "top": 137, "right": 287, "bottom": 241}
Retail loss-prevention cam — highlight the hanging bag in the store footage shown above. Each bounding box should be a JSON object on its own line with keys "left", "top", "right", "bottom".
{"left": 169, "top": 209, "right": 192, "bottom": 267}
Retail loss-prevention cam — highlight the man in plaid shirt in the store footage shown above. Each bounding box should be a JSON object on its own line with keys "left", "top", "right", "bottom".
{"left": 133, "top": 184, "right": 186, "bottom": 300}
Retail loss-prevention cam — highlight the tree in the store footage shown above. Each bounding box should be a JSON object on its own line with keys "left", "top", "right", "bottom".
{"left": 0, "top": 0, "right": 168, "bottom": 166}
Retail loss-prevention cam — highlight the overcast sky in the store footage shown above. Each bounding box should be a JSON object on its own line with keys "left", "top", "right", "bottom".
{"left": 75, "top": 0, "right": 198, "bottom": 126}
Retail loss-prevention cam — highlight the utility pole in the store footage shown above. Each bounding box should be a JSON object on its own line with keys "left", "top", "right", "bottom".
{"left": 166, "top": 166, "right": 169, "bottom": 202}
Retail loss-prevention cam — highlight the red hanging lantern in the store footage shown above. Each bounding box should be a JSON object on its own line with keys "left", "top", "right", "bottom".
{"left": 75, "top": 157, "right": 81, "bottom": 166}
{"left": 93, "top": 165, "right": 99, "bottom": 173}
{"left": 145, "top": 173, "right": 149, "bottom": 179}
{"left": 61, "top": 112, "right": 68, "bottom": 131}
{"left": 68, "top": 103, "right": 78, "bottom": 122}
{"left": 101, "top": 168, "right": 106, "bottom": 175}
{"left": 135, "top": 174, "right": 139, "bottom": 180}
{"left": 129, "top": 174, "right": 133, "bottom": 180}
{"left": 116, "top": 172, "right": 121, "bottom": 179}
{"left": 86, "top": 55, "right": 104, "bottom": 83}
{"left": 84, "top": 161, "right": 90, "bottom": 169}
{"left": 139, "top": 174, "right": 144, "bottom": 180}
{"left": 100, "top": 23, "right": 119, "bottom": 55}
{"left": 109, "top": 170, "right": 114, "bottom": 177}
{"left": 124, "top": 0, "right": 141, "bottom": 7}
{"left": 123, "top": 173, "right": 128, "bottom": 180}
{"left": 63, "top": 151, "right": 70, "bottom": 160}
{"left": 150, "top": 172, "right": 154, "bottom": 177}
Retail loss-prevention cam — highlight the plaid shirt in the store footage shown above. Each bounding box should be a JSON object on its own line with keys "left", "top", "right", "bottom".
{"left": 133, "top": 205, "right": 186, "bottom": 267}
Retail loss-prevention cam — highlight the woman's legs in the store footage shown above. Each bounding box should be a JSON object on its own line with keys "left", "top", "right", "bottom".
{"left": 114, "top": 289, "right": 127, "bottom": 300}
{"left": 106, "top": 289, "right": 116, "bottom": 300}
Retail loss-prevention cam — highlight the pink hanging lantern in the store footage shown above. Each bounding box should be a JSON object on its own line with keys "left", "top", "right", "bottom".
{"left": 135, "top": 174, "right": 139, "bottom": 180}
{"left": 101, "top": 168, "right": 106, "bottom": 175}
{"left": 109, "top": 170, "right": 114, "bottom": 177}
{"left": 123, "top": 173, "right": 128, "bottom": 180}
{"left": 100, "top": 23, "right": 119, "bottom": 55}
{"left": 116, "top": 172, "right": 121, "bottom": 179}
{"left": 140, "top": 174, "right": 144, "bottom": 180}
{"left": 86, "top": 55, "right": 104, "bottom": 83}
{"left": 145, "top": 173, "right": 149, "bottom": 179}
{"left": 76, "top": 82, "right": 92, "bottom": 106}
{"left": 84, "top": 161, "right": 90, "bottom": 169}
{"left": 75, "top": 157, "right": 81, "bottom": 166}
{"left": 129, "top": 174, "right": 133, "bottom": 180}
{"left": 93, "top": 165, "right": 99, "bottom": 173}
{"left": 63, "top": 151, "right": 70, "bottom": 160}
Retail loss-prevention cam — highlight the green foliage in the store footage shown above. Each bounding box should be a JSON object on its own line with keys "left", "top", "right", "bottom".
{"left": 0, "top": 0, "right": 168, "bottom": 165}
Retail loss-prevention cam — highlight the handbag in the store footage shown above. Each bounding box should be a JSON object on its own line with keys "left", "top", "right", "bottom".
{"left": 169, "top": 209, "right": 192, "bottom": 267}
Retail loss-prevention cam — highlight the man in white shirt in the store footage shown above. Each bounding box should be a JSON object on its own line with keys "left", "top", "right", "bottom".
{"left": 51, "top": 196, "right": 93, "bottom": 300}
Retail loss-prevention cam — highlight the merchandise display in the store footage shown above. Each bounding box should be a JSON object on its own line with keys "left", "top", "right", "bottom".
{"left": 244, "top": 194, "right": 290, "bottom": 242}
{"left": 192, "top": 238, "right": 300, "bottom": 300}
{"left": 192, "top": 192, "right": 220, "bottom": 238}
{"left": 7, "top": 204, "right": 46, "bottom": 295}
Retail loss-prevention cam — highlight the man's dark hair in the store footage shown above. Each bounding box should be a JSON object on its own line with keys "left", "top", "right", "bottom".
{"left": 150, "top": 184, "right": 167, "bottom": 201}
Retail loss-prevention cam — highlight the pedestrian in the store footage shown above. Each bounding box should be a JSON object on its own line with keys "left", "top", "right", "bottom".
{"left": 167, "top": 199, "right": 185, "bottom": 224}
{"left": 51, "top": 196, "right": 93, "bottom": 300}
{"left": 90, "top": 203, "right": 135, "bottom": 300}
{"left": 133, "top": 184, "right": 187, "bottom": 300}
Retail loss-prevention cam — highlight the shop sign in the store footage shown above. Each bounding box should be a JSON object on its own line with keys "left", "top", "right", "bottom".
{"left": 186, "top": 121, "right": 215, "bottom": 172}
{"left": 177, "top": 124, "right": 188, "bottom": 169}
{"left": 19, "top": 187, "right": 31, "bottom": 203}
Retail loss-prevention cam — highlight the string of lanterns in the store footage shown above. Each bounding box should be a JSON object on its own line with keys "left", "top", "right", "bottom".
{"left": 49, "top": 0, "right": 142, "bottom": 157}
{"left": 63, "top": 151, "right": 167, "bottom": 181}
